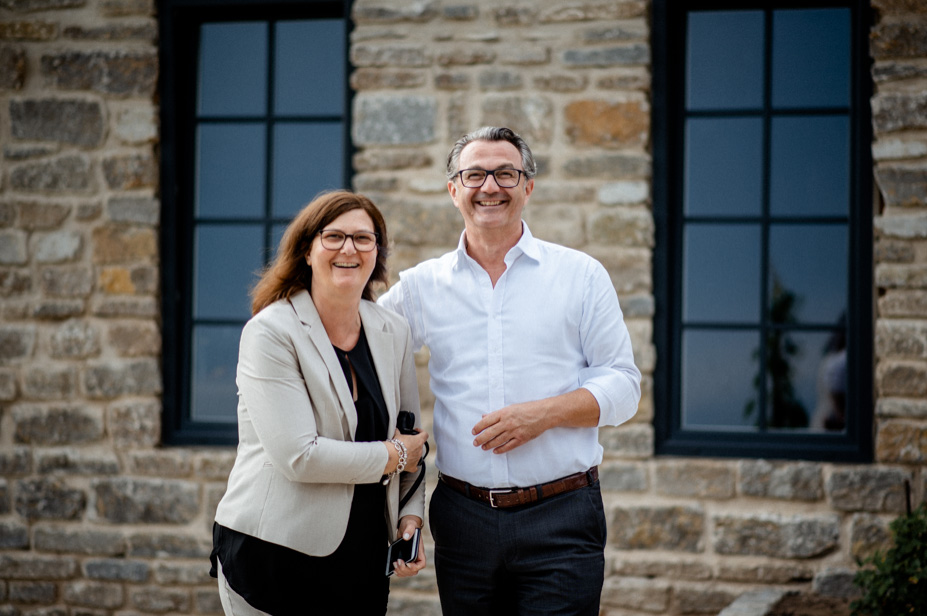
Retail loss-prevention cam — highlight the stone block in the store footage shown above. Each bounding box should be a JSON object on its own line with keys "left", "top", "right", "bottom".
{"left": 31, "top": 299, "right": 85, "bottom": 320}
{"left": 492, "top": 6, "right": 537, "bottom": 26}
{"left": 21, "top": 365, "right": 80, "bottom": 399}
{"left": 524, "top": 204, "right": 585, "bottom": 247}
{"left": 0, "top": 45, "right": 26, "bottom": 90}
{"left": 92, "top": 478, "right": 199, "bottom": 524}
{"left": 563, "top": 44, "right": 650, "bottom": 67}
{"left": 0, "top": 269, "right": 31, "bottom": 298}
{"left": 14, "top": 478, "right": 86, "bottom": 521}
{"left": 50, "top": 320, "right": 100, "bottom": 359}
{"left": 101, "top": 152, "right": 157, "bottom": 190}
{"left": 62, "top": 581, "right": 123, "bottom": 609}
{"left": 352, "top": 2, "right": 438, "bottom": 23}
{"left": 106, "top": 195, "right": 159, "bottom": 225}
{"left": 36, "top": 448, "right": 120, "bottom": 475}
{"left": 598, "top": 180, "right": 650, "bottom": 205}
{"left": 114, "top": 105, "right": 157, "bottom": 144}
{"left": 813, "top": 567, "right": 862, "bottom": 600}
{"left": 33, "top": 526, "right": 125, "bottom": 556}
{"left": 879, "top": 290, "right": 927, "bottom": 318}
{"left": 563, "top": 152, "right": 651, "bottom": 179}
{"left": 350, "top": 68, "right": 426, "bottom": 90}
{"left": 377, "top": 198, "right": 461, "bottom": 246}
{"left": 876, "top": 359, "right": 927, "bottom": 396}
{"left": 0, "top": 521, "right": 29, "bottom": 549}
{"left": 712, "top": 513, "right": 840, "bottom": 558}
{"left": 0, "top": 20, "right": 57, "bottom": 40}
{"left": 195, "top": 587, "right": 224, "bottom": 614}
{"left": 353, "top": 95, "right": 436, "bottom": 145}
{"left": 353, "top": 148, "right": 431, "bottom": 172}
{"left": 478, "top": 69, "right": 523, "bottom": 91}
{"left": 675, "top": 586, "right": 738, "bottom": 615}
{"left": 436, "top": 48, "right": 495, "bottom": 66}
{"left": 76, "top": 201, "right": 102, "bottom": 220}
{"left": 874, "top": 164, "right": 927, "bottom": 208}
{"left": 107, "top": 398, "right": 160, "bottom": 448}
{"left": 17, "top": 201, "right": 71, "bottom": 230}
{"left": 870, "top": 19, "right": 927, "bottom": 59}
{"left": 62, "top": 22, "right": 157, "bottom": 42}
{"left": 0, "top": 368, "right": 16, "bottom": 399}
{"left": 0, "top": 230, "right": 28, "bottom": 264}
{"left": 876, "top": 319, "right": 927, "bottom": 358}
{"left": 872, "top": 92, "right": 927, "bottom": 134}
{"left": 655, "top": 460, "right": 736, "bottom": 499}
{"left": 612, "top": 557, "right": 712, "bottom": 580}
{"left": 876, "top": 419, "right": 927, "bottom": 463}
{"left": 0, "top": 553, "right": 76, "bottom": 580}
{"left": 827, "top": 466, "right": 911, "bottom": 512}
{"left": 527, "top": 182, "right": 598, "bottom": 205}
{"left": 129, "top": 449, "right": 192, "bottom": 477}
{"left": 91, "top": 295, "right": 158, "bottom": 317}
{"left": 582, "top": 21, "right": 649, "bottom": 43}
{"left": 351, "top": 44, "right": 429, "bottom": 67}
{"left": 599, "top": 423, "right": 653, "bottom": 458}
{"left": 33, "top": 230, "right": 83, "bottom": 263}
{"left": 152, "top": 561, "right": 212, "bottom": 585}
{"left": 8, "top": 154, "right": 94, "bottom": 194}
{"left": 0, "top": 448, "right": 31, "bottom": 475}
{"left": 84, "top": 559, "right": 148, "bottom": 582}
{"left": 597, "top": 67, "right": 652, "bottom": 91}
{"left": 41, "top": 50, "right": 157, "bottom": 97}
{"left": 9, "top": 581, "right": 56, "bottom": 604}
{"left": 875, "top": 238, "right": 915, "bottom": 263}
{"left": 99, "top": 0, "right": 153, "bottom": 17}
{"left": 127, "top": 532, "right": 211, "bottom": 559}
{"left": 587, "top": 206, "right": 654, "bottom": 247}
{"left": 738, "top": 459, "right": 824, "bottom": 501}
{"left": 9, "top": 99, "right": 105, "bottom": 148}
{"left": 609, "top": 504, "right": 705, "bottom": 552}
{"left": 598, "top": 460, "right": 648, "bottom": 492}
{"left": 479, "top": 95, "right": 554, "bottom": 145}
{"left": 39, "top": 266, "right": 93, "bottom": 297}
{"left": 601, "top": 576, "right": 671, "bottom": 612}
{"left": 107, "top": 321, "right": 160, "bottom": 357}
{"left": 0, "top": 324, "right": 36, "bottom": 361}
{"left": 873, "top": 136, "right": 927, "bottom": 161}
{"left": 877, "top": 396, "right": 927, "bottom": 419}
{"left": 533, "top": 73, "right": 588, "bottom": 92}
{"left": 442, "top": 5, "right": 478, "bottom": 20}
{"left": 83, "top": 358, "right": 161, "bottom": 398}
{"left": 717, "top": 563, "right": 813, "bottom": 584}
{"left": 565, "top": 98, "right": 649, "bottom": 148}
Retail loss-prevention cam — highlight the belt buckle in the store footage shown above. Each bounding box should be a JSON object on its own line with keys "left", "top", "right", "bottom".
{"left": 488, "top": 488, "right": 514, "bottom": 508}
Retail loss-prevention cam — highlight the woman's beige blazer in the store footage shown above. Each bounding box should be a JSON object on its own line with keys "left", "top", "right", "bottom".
{"left": 214, "top": 289, "right": 425, "bottom": 557}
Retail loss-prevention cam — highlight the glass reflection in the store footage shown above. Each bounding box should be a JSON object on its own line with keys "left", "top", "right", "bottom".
{"left": 272, "top": 123, "right": 344, "bottom": 218}
{"left": 684, "top": 224, "right": 761, "bottom": 323}
{"left": 194, "top": 224, "right": 263, "bottom": 320}
{"left": 769, "top": 224, "right": 847, "bottom": 325}
{"left": 196, "top": 124, "right": 266, "bottom": 219}
{"left": 275, "top": 20, "right": 345, "bottom": 116}
{"left": 191, "top": 324, "right": 242, "bottom": 423}
{"left": 687, "top": 10, "right": 764, "bottom": 111}
{"left": 198, "top": 22, "right": 267, "bottom": 117}
{"left": 685, "top": 117, "right": 763, "bottom": 217}
{"left": 772, "top": 8, "right": 850, "bottom": 109}
{"left": 682, "top": 329, "right": 759, "bottom": 430}
{"left": 770, "top": 116, "right": 849, "bottom": 217}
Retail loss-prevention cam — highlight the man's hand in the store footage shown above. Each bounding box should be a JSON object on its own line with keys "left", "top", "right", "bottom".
{"left": 472, "top": 389, "right": 601, "bottom": 454}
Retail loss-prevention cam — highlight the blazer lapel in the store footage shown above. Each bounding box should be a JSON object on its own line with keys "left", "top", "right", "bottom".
{"left": 288, "top": 290, "right": 358, "bottom": 439}
{"left": 360, "top": 301, "right": 398, "bottom": 428}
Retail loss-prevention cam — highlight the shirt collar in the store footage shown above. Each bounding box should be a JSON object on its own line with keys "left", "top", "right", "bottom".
{"left": 454, "top": 221, "right": 542, "bottom": 269}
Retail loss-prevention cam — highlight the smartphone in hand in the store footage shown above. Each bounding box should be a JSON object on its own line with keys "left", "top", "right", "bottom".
{"left": 385, "top": 527, "right": 421, "bottom": 577}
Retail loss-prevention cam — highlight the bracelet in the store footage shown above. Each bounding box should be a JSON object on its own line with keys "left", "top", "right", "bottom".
{"left": 382, "top": 438, "right": 407, "bottom": 485}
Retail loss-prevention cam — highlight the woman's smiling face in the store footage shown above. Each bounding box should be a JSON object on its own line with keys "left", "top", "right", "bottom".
{"left": 307, "top": 208, "right": 379, "bottom": 300}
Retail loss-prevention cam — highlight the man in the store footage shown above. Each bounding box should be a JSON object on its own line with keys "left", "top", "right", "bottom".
{"left": 378, "top": 126, "right": 641, "bottom": 615}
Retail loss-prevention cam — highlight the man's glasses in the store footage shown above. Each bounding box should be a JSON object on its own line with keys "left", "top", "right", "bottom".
{"left": 456, "top": 168, "right": 525, "bottom": 188}
{"left": 318, "top": 229, "right": 379, "bottom": 252}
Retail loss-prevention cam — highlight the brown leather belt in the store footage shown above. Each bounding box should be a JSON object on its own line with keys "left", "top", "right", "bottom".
{"left": 439, "top": 467, "right": 598, "bottom": 509}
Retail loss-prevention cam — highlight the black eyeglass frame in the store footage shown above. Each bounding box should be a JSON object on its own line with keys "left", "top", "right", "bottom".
{"left": 455, "top": 168, "right": 527, "bottom": 188}
{"left": 317, "top": 229, "right": 381, "bottom": 252}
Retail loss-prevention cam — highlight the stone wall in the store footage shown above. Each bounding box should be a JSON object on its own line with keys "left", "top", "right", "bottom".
{"left": 0, "top": 0, "right": 924, "bottom": 614}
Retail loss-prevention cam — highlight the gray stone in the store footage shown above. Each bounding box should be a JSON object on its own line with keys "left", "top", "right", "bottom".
{"left": 16, "top": 201, "right": 71, "bottom": 230}
{"left": 655, "top": 460, "right": 736, "bottom": 499}
{"left": 353, "top": 95, "right": 437, "bottom": 145}
{"left": 20, "top": 366, "right": 80, "bottom": 399}
{"left": 114, "top": 105, "right": 157, "bottom": 144}
{"left": 0, "top": 230, "right": 28, "bottom": 264}
{"left": 351, "top": 44, "right": 429, "bottom": 67}
{"left": 107, "top": 320, "right": 160, "bottom": 357}
{"left": 84, "top": 559, "right": 148, "bottom": 582}
{"left": 563, "top": 44, "right": 650, "bottom": 67}
{"left": 871, "top": 20, "right": 927, "bottom": 59}
{"left": 39, "top": 266, "right": 93, "bottom": 297}
{"left": 876, "top": 360, "right": 927, "bottom": 396}
{"left": 0, "top": 521, "right": 29, "bottom": 549}
{"left": 9, "top": 98, "right": 105, "bottom": 148}
{"left": 598, "top": 180, "right": 650, "bottom": 205}
{"left": 62, "top": 581, "right": 123, "bottom": 609}
{"left": 50, "top": 319, "right": 100, "bottom": 358}
{"left": 563, "top": 152, "right": 651, "bottom": 179}
{"left": 152, "top": 561, "right": 212, "bottom": 585}
{"left": 41, "top": 50, "right": 157, "bottom": 97}
{"left": 874, "top": 164, "right": 927, "bottom": 207}
{"left": 36, "top": 448, "right": 120, "bottom": 475}
{"left": 33, "top": 526, "right": 125, "bottom": 556}
{"left": 0, "top": 368, "right": 16, "bottom": 399}
{"left": 610, "top": 504, "right": 705, "bottom": 552}
{"left": 718, "top": 589, "right": 788, "bottom": 616}
{"left": 62, "top": 22, "right": 157, "bottom": 41}
{"left": 0, "top": 269, "right": 31, "bottom": 298}
{"left": 540, "top": 2, "right": 645, "bottom": 22}
{"left": 599, "top": 423, "right": 653, "bottom": 458}
{"left": 480, "top": 95, "right": 554, "bottom": 145}
{"left": 876, "top": 319, "right": 927, "bottom": 358}
{"left": 0, "top": 447, "right": 32, "bottom": 475}
{"left": 675, "top": 586, "right": 738, "bottom": 615}
{"left": 738, "top": 460, "right": 824, "bottom": 501}
{"left": 0, "top": 553, "right": 77, "bottom": 580}
{"left": 877, "top": 396, "right": 927, "bottom": 419}
{"left": 83, "top": 358, "right": 162, "bottom": 398}
{"left": 443, "top": 5, "right": 478, "bottom": 20}
{"left": 91, "top": 296, "right": 158, "bottom": 318}
{"left": 376, "top": 198, "right": 461, "bottom": 247}
{"left": 8, "top": 154, "right": 93, "bottom": 193}
{"left": 130, "top": 586, "right": 190, "bottom": 612}
{"left": 872, "top": 92, "right": 927, "bottom": 134}
{"left": 0, "top": 324, "right": 36, "bottom": 361}
{"left": 33, "top": 230, "right": 83, "bottom": 263}
{"left": 873, "top": 59, "right": 927, "bottom": 83}
{"left": 8, "top": 580, "right": 56, "bottom": 603}
{"left": 127, "top": 532, "right": 211, "bottom": 559}
{"left": 353, "top": 149, "right": 431, "bottom": 171}
{"left": 92, "top": 478, "right": 199, "bottom": 524}
{"left": 713, "top": 513, "right": 840, "bottom": 558}
{"left": 493, "top": 5, "right": 537, "bottom": 26}
{"left": 598, "top": 461, "right": 648, "bottom": 492}
{"left": 533, "top": 73, "right": 588, "bottom": 92}
{"left": 813, "top": 567, "right": 861, "bottom": 599}
{"left": 31, "top": 299, "right": 85, "bottom": 320}
{"left": 478, "top": 69, "right": 523, "bottom": 91}
{"left": 14, "top": 478, "right": 86, "bottom": 520}
{"left": 107, "top": 399, "right": 160, "bottom": 448}
{"left": 0, "top": 44, "right": 26, "bottom": 89}
{"left": 582, "top": 22, "right": 649, "bottom": 43}
{"left": 0, "top": 0, "right": 85, "bottom": 10}
{"left": 101, "top": 151, "right": 157, "bottom": 190}
{"left": 876, "top": 263, "right": 927, "bottom": 289}
{"left": 587, "top": 206, "right": 654, "bottom": 247}
{"left": 352, "top": 2, "right": 439, "bottom": 23}
{"left": 601, "top": 576, "right": 671, "bottom": 612}
{"left": 105, "top": 196, "right": 159, "bottom": 225}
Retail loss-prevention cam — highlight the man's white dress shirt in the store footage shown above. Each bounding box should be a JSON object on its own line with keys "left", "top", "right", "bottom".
{"left": 378, "top": 223, "right": 641, "bottom": 488}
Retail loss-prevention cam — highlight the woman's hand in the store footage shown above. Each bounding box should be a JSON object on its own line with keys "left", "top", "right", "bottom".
{"left": 392, "top": 516, "right": 426, "bottom": 578}
{"left": 383, "top": 428, "right": 429, "bottom": 475}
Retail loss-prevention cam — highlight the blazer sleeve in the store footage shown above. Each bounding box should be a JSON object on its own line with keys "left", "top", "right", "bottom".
{"left": 237, "top": 314, "right": 389, "bottom": 485}
{"left": 395, "top": 324, "right": 426, "bottom": 521}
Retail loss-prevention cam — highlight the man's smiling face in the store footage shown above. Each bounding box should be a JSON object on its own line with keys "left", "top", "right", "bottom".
{"left": 448, "top": 139, "right": 533, "bottom": 237}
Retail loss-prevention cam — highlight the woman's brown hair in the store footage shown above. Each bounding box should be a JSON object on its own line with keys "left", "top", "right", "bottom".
{"left": 249, "top": 190, "right": 389, "bottom": 315}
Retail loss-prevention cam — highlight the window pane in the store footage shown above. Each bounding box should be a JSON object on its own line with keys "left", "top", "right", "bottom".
{"left": 684, "top": 224, "right": 762, "bottom": 323}
{"left": 770, "top": 116, "right": 849, "bottom": 217}
{"left": 196, "top": 124, "right": 267, "bottom": 219}
{"left": 191, "top": 324, "right": 242, "bottom": 423}
{"left": 685, "top": 117, "right": 763, "bottom": 217}
{"left": 272, "top": 122, "right": 344, "bottom": 218}
{"left": 275, "top": 20, "right": 345, "bottom": 116}
{"left": 769, "top": 224, "right": 847, "bottom": 326}
{"left": 198, "top": 22, "right": 267, "bottom": 117}
{"left": 682, "top": 329, "right": 760, "bottom": 431}
{"left": 772, "top": 9, "right": 850, "bottom": 109}
{"left": 687, "top": 10, "right": 764, "bottom": 111}
{"left": 194, "top": 224, "right": 263, "bottom": 320}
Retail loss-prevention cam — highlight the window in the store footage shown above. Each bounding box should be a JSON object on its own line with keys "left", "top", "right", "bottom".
{"left": 160, "top": 0, "right": 352, "bottom": 444}
{"left": 652, "top": 0, "right": 872, "bottom": 460}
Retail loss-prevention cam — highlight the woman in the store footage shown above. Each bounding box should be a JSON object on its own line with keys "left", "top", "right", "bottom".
{"left": 209, "top": 191, "right": 429, "bottom": 615}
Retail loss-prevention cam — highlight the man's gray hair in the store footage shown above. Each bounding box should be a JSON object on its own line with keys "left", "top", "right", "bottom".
{"left": 445, "top": 126, "right": 538, "bottom": 181}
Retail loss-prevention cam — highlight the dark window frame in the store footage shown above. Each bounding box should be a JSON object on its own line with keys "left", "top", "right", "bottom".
{"left": 651, "top": 0, "right": 873, "bottom": 461}
{"left": 159, "top": 0, "right": 354, "bottom": 445}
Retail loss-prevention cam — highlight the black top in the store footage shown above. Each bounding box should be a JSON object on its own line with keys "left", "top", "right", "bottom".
{"left": 210, "top": 327, "right": 391, "bottom": 615}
